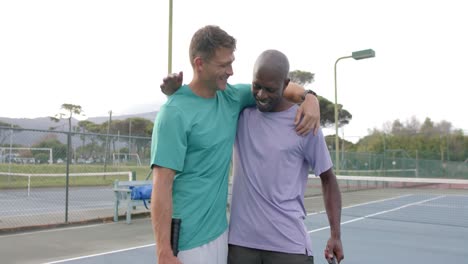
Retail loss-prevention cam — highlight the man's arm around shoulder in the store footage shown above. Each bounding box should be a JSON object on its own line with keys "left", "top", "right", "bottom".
{"left": 151, "top": 165, "right": 181, "bottom": 264}
{"left": 283, "top": 82, "right": 320, "bottom": 135}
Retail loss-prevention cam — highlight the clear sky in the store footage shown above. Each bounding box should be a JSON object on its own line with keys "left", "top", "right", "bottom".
{"left": 1, "top": 0, "right": 467, "bottom": 141}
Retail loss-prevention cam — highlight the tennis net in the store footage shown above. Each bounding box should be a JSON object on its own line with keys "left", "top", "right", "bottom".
{"left": 337, "top": 169, "right": 418, "bottom": 177}
{"left": 0, "top": 171, "right": 133, "bottom": 196}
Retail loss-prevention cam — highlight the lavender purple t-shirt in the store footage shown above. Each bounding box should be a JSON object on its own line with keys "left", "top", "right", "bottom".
{"left": 228, "top": 105, "right": 333, "bottom": 256}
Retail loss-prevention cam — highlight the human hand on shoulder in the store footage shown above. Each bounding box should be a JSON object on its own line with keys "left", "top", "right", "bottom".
{"left": 161, "top": 71, "right": 184, "bottom": 96}
{"left": 294, "top": 92, "right": 320, "bottom": 136}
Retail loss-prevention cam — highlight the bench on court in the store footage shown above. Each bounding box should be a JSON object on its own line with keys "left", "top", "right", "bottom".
{"left": 113, "top": 180, "right": 152, "bottom": 224}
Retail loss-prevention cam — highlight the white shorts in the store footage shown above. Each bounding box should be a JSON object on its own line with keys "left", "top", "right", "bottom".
{"left": 178, "top": 230, "right": 228, "bottom": 264}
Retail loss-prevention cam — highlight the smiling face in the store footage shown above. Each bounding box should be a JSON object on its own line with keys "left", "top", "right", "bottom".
{"left": 252, "top": 69, "right": 289, "bottom": 112}
{"left": 189, "top": 26, "right": 237, "bottom": 93}
{"left": 200, "top": 47, "right": 235, "bottom": 91}
{"left": 251, "top": 50, "right": 290, "bottom": 112}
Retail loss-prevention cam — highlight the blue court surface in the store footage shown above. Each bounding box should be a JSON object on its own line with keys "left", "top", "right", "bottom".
{"left": 2, "top": 189, "right": 466, "bottom": 264}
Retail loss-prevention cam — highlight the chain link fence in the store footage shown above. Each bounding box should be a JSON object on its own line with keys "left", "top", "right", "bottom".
{"left": 0, "top": 126, "right": 151, "bottom": 231}
{"left": 330, "top": 151, "right": 468, "bottom": 178}
{"left": 1, "top": 126, "right": 466, "bottom": 231}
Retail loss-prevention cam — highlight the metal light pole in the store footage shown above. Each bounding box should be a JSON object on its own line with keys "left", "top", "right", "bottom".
{"left": 104, "top": 110, "right": 112, "bottom": 172}
{"left": 65, "top": 117, "right": 71, "bottom": 223}
{"left": 334, "top": 49, "right": 375, "bottom": 175}
{"left": 168, "top": 0, "right": 173, "bottom": 74}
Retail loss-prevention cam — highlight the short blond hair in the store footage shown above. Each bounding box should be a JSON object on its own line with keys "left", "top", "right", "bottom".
{"left": 189, "top": 25, "right": 236, "bottom": 66}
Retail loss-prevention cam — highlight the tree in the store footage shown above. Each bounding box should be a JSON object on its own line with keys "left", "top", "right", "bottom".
{"left": 107, "top": 117, "right": 153, "bottom": 156}
{"left": 73, "top": 117, "right": 153, "bottom": 162}
{"left": 32, "top": 135, "right": 67, "bottom": 162}
{"left": 75, "top": 120, "right": 103, "bottom": 160}
{"left": 50, "top": 104, "right": 84, "bottom": 131}
{"left": 50, "top": 104, "right": 85, "bottom": 164}
{"left": 420, "top": 117, "right": 435, "bottom": 136}
{"left": 289, "top": 70, "right": 315, "bottom": 86}
{"left": 354, "top": 117, "right": 467, "bottom": 162}
{"left": 317, "top": 95, "right": 352, "bottom": 128}
{"left": 289, "top": 69, "right": 352, "bottom": 128}
{"left": 391, "top": 119, "right": 405, "bottom": 135}
{"left": 0, "top": 121, "right": 20, "bottom": 146}
{"left": 0, "top": 121, "right": 14, "bottom": 127}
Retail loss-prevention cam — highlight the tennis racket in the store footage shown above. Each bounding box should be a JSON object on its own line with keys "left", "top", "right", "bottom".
{"left": 171, "top": 218, "right": 182, "bottom": 256}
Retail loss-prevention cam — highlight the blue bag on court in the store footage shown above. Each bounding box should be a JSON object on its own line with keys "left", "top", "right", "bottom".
{"left": 129, "top": 185, "right": 152, "bottom": 209}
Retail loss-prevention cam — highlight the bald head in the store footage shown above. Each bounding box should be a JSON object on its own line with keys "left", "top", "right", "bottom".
{"left": 251, "top": 50, "right": 292, "bottom": 112}
{"left": 253, "top": 50, "right": 290, "bottom": 80}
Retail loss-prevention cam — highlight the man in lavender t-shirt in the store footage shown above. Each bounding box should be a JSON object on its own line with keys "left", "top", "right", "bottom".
{"left": 228, "top": 50, "right": 344, "bottom": 264}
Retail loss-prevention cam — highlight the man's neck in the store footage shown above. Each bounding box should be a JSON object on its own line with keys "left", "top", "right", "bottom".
{"left": 188, "top": 79, "right": 217, "bottom": 98}
{"left": 272, "top": 100, "right": 295, "bottom": 112}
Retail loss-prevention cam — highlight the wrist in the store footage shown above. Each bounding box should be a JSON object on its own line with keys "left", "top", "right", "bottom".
{"left": 157, "top": 241, "right": 173, "bottom": 253}
{"left": 301, "top": 89, "right": 317, "bottom": 101}
{"left": 158, "top": 250, "right": 178, "bottom": 263}
{"left": 331, "top": 229, "right": 341, "bottom": 239}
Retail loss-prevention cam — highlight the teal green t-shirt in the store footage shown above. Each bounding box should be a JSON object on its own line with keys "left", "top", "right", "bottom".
{"left": 150, "top": 83, "right": 254, "bottom": 250}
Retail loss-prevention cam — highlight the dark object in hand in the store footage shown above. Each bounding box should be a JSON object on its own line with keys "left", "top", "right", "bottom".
{"left": 171, "top": 218, "right": 182, "bottom": 256}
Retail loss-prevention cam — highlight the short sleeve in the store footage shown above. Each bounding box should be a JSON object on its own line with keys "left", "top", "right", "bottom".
{"left": 303, "top": 128, "right": 333, "bottom": 176}
{"left": 232, "top": 83, "right": 255, "bottom": 110}
{"left": 150, "top": 105, "right": 187, "bottom": 172}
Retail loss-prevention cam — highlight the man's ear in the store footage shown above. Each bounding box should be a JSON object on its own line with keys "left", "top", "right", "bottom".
{"left": 194, "top": 57, "right": 204, "bottom": 72}
{"left": 282, "top": 78, "right": 290, "bottom": 95}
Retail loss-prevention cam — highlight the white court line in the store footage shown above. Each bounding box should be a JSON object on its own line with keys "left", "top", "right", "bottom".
{"left": 306, "top": 194, "right": 411, "bottom": 216}
{"left": 42, "top": 243, "right": 155, "bottom": 264}
{"left": 308, "top": 195, "right": 445, "bottom": 233}
{"left": 416, "top": 203, "right": 468, "bottom": 209}
{"left": 0, "top": 217, "right": 148, "bottom": 238}
{"left": 0, "top": 222, "right": 115, "bottom": 238}
{"left": 0, "top": 205, "right": 114, "bottom": 216}
{"left": 38, "top": 195, "right": 442, "bottom": 263}
{"left": 304, "top": 196, "right": 322, "bottom": 200}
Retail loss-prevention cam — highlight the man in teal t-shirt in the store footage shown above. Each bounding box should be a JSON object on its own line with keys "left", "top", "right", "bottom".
{"left": 150, "top": 25, "right": 320, "bottom": 264}
{"left": 152, "top": 82, "right": 254, "bottom": 251}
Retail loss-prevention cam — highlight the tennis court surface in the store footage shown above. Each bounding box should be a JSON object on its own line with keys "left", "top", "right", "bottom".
{"left": 1, "top": 175, "right": 467, "bottom": 263}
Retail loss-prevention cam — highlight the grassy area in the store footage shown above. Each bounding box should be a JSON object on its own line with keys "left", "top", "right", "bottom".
{"left": 0, "top": 163, "right": 151, "bottom": 189}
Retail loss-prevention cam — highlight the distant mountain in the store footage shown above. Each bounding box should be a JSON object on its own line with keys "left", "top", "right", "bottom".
{"left": 87, "top": 111, "right": 158, "bottom": 124}
{"left": 0, "top": 111, "right": 158, "bottom": 130}
{"left": 0, "top": 116, "right": 70, "bottom": 131}
{"left": 0, "top": 111, "right": 158, "bottom": 146}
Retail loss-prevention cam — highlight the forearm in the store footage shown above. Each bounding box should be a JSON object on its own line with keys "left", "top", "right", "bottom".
{"left": 151, "top": 166, "right": 176, "bottom": 256}
{"left": 283, "top": 82, "right": 315, "bottom": 103}
{"left": 321, "top": 171, "right": 342, "bottom": 238}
